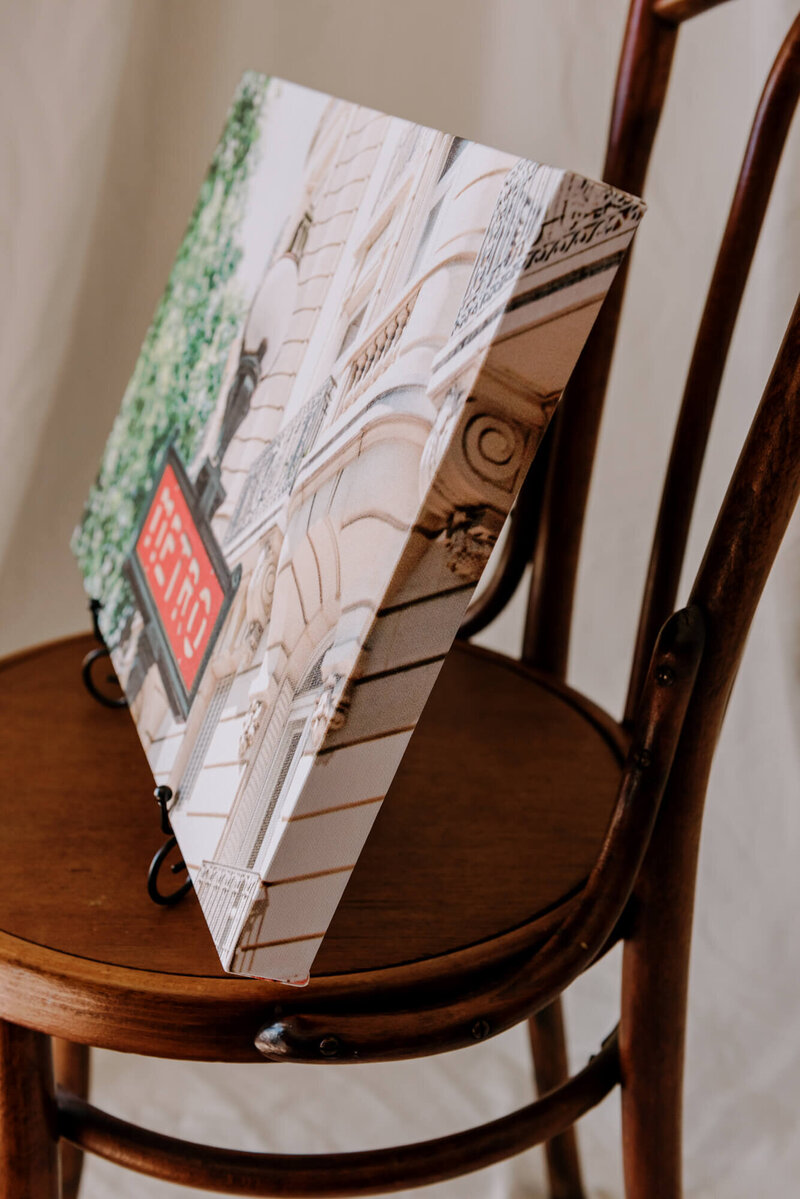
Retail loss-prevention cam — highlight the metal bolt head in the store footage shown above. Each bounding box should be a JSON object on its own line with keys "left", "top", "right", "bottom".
{"left": 319, "top": 1036, "right": 341, "bottom": 1058}
{"left": 655, "top": 665, "right": 676, "bottom": 687}
{"left": 154, "top": 785, "right": 175, "bottom": 834}
{"left": 632, "top": 747, "right": 653, "bottom": 770}
{"left": 471, "top": 1019, "right": 490, "bottom": 1041}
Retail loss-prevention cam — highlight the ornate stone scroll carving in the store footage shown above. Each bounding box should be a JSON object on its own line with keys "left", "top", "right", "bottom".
{"left": 245, "top": 620, "right": 264, "bottom": 655}
{"left": 462, "top": 412, "right": 527, "bottom": 492}
{"left": 238, "top": 698, "right": 266, "bottom": 760}
{"left": 310, "top": 673, "right": 351, "bottom": 750}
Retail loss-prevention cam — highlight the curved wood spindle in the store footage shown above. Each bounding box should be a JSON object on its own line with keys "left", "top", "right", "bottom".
{"left": 52, "top": 1039, "right": 90, "bottom": 1199}
{"left": 691, "top": 292, "right": 800, "bottom": 733}
{"left": 625, "top": 14, "right": 800, "bottom": 723}
{"left": 0, "top": 1022, "right": 59, "bottom": 1199}
{"left": 653, "top": 0, "right": 736, "bottom": 24}
{"left": 620, "top": 293, "right": 800, "bottom": 1199}
{"left": 256, "top": 606, "right": 703, "bottom": 1064}
{"left": 58, "top": 1032, "right": 618, "bottom": 1197}
{"left": 523, "top": 0, "right": 678, "bottom": 676}
{"left": 517, "top": 9, "right": 679, "bottom": 1193}
{"left": 528, "top": 1000, "right": 587, "bottom": 1199}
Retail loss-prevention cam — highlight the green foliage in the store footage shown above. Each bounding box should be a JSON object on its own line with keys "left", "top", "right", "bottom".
{"left": 73, "top": 72, "right": 269, "bottom": 643}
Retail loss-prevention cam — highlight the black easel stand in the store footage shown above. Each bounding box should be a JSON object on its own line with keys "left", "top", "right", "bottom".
{"left": 81, "top": 599, "right": 127, "bottom": 708}
{"left": 81, "top": 600, "right": 192, "bottom": 907}
{"left": 148, "top": 785, "right": 193, "bottom": 907}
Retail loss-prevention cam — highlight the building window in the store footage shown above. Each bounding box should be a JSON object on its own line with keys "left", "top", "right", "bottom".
{"left": 337, "top": 305, "right": 366, "bottom": 359}
{"left": 242, "top": 647, "right": 328, "bottom": 871}
{"left": 246, "top": 719, "right": 306, "bottom": 870}
{"left": 438, "top": 136, "right": 466, "bottom": 181}
{"left": 407, "top": 197, "right": 443, "bottom": 282}
{"left": 288, "top": 210, "right": 313, "bottom": 259}
{"left": 175, "top": 674, "right": 234, "bottom": 809}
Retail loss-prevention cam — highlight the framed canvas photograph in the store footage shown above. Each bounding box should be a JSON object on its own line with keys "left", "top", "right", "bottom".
{"left": 73, "top": 73, "right": 644, "bottom": 984}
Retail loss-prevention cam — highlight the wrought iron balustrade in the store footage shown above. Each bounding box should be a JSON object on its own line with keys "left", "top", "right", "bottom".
{"left": 225, "top": 376, "right": 335, "bottom": 543}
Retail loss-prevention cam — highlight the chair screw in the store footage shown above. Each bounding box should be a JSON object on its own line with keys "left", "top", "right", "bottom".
{"left": 319, "top": 1036, "right": 341, "bottom": 1058}
{"left": 471, "top": 1019, "right": 490, "bottom": 1041}
{"left": 655, "top": 665, "right": 676, "bottom": 686}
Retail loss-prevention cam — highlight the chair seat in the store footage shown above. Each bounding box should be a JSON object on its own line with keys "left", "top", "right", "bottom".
{"left": 0, "top": 633, "right": 625, "bottom": 1060}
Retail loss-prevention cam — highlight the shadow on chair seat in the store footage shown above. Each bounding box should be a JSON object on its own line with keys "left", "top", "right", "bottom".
{"left": 0, "top": 632, "right": 625, "bottom": 1061}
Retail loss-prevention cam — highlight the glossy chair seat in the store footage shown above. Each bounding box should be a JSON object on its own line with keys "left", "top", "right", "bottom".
{"left": 0, "top": 631, "right": 626, "bottom": 1062}
{"left": 2, "top": 4, "right": 798, "bottom": 1196}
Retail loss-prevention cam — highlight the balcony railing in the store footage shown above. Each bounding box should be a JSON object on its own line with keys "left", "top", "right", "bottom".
{"left": 226, "top": 375, "right": 335, "bottom": 543}
{"left": 338, "top": 285, "right": 420, "bottom": 412}
{"left": 194, "top": 860, "right": 263, "bottom": 967}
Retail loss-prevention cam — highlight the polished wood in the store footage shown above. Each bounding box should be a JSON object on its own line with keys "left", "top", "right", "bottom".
{"left": 52, "top": 1040, "right": 89, "bottom": 1199}
{"left": 519, "top": 13, "right": 678, "bottom": 1184}
{"left": 57, "top": 1032, "right": 619, "bottom": 1196}
{"left": 529, "top": 1001, "right": 586, "bottom": 1199}
{"left": 0, "top": 632, "right": 624, "bottom": 1059}
{"left": 626, "top": 14, "right": 800, "bottom": 720}
{"left": 0, "top": 1020, "right": 59, "bottom": 1198}
{"left": 1, "top": 2, "right": 798, "bottom": 1195}
{"left": 522, "top": 0, "right": 678, "bottom": 675}
{"left": 256, "top": 606, "right": 703, "bottom": 1063}
{"left": 653, "top": 0, "right": 734, "bottom": 24}
{"left": 620, "top": 297, "right": 800, "bottom": 1198}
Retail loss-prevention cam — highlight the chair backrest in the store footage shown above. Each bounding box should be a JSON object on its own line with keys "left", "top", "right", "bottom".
{"left": 462, "top": 0, "right": 800, "bottom": 732}
{"left": 221, "top": 0, "right": 800, "bottom": 1076}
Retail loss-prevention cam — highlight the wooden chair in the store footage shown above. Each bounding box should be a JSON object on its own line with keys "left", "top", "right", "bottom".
{"left": 1, "top": 1, "right": 798, "bottom": 1195}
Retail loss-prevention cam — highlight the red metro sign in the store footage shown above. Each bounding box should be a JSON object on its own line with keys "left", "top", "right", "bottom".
{"left": 127, "top": 446, "right": 240, "bottom": 719}
{"left": 136, "top": 462, "right": 225, "bottom": 691}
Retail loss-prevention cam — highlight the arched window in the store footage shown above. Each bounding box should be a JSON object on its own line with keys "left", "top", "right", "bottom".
{"left": 173, "top": 672, "right": 235, "bottom": 811}
{"left": 241, "top": 647, "right": 328, "bottom": 873}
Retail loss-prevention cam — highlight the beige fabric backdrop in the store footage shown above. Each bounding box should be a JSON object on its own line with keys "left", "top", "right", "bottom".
{"left": 1, "top": 1, "right": 798, "bottom": 1195}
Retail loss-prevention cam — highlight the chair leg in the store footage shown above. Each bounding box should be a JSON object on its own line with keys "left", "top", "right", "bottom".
{"left": 53, "top": 1040, "right": 90, "bottom": 1199}
{"left": 528, "top": 999, "right": 587, "bottom": 1199}
{"left": 619, "top": 902, "right": 687, "bottom": 1199}
{"left": 0, "top": 1019, "right": 60, "bottom": 1198}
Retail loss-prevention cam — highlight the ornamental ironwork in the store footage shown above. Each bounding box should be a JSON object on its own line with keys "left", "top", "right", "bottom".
{"left": 226, "top": 375, "right": 336, "bottom": 543}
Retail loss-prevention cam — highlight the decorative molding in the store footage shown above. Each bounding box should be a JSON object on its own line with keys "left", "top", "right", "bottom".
{"left": 419, "top": 384, "right": 463, "bottom": 492}
{"left": 443, "top": 505, "right": 505, "bottom": 580}
{"left": 339, "top": 286, "right": 420, "bottom": 412}
{"left": 453, "top": 167, "right": 643, "bottom": 336}
{"left": 239, "top": 698, "right": 266, "bottom": 760}
{"left": 310, "top": 673, "right": 351, "bottom": 749}
{"left": 241, "top": 544, "right": 277, "bottom": 662}
{"left": 523, "top": 175, "right": 643, "bottom": 269}
{"left": 453, "top": 160, "right": 545, "bottom": 333}
{"left": 462, "top": 412, "right": 527, "bottom": 493}
{"left": 245, "top": 620, "right": 264, "bottom": 656}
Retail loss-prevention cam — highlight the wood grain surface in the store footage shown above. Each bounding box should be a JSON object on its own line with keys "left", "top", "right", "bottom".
{"left": 0, "top": 633, "right": 623, "bottom": 980}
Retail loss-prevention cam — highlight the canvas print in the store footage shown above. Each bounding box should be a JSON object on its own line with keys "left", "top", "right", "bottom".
{"left": 73, "top": 73, "right": 644, "bottom": 984}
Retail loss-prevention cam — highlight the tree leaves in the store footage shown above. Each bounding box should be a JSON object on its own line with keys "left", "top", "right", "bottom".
{"left": 73, "top": 73, "right": 269, "bottom": 644}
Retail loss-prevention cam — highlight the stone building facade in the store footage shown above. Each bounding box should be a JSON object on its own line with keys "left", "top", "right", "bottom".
{"left": 111, "top": 81, "right": 642, "bottom": 981}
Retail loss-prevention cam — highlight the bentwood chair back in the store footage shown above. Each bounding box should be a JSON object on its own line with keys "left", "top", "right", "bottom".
{"left": 0, "top": 2, "right": 798, "bottom": 1198}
